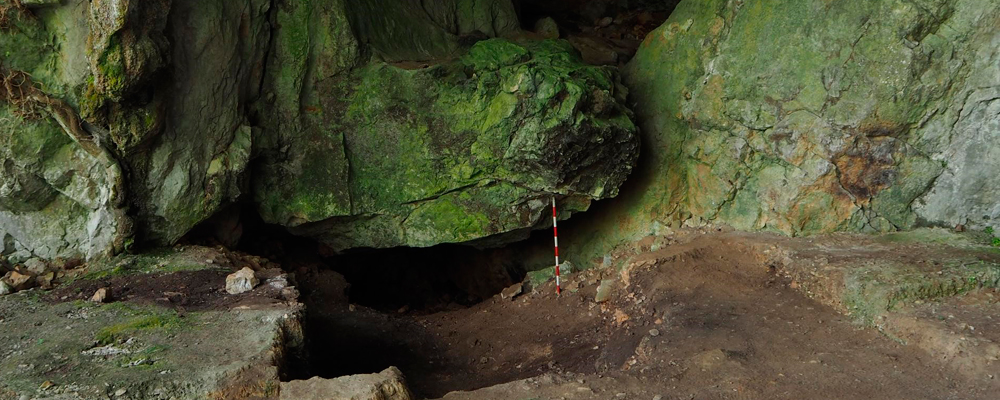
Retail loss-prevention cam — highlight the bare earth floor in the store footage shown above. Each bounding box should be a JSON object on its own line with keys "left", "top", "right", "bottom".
{"left": 303, "top": 228, "right": 1000, "bottom": 399}
{"left": 2, "top": 229, "right": 999, "bottom": 399}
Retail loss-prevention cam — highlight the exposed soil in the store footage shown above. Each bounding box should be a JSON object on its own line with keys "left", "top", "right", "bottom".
{"left": 45, "top": 247, "right": 292, "bottom": 313}
{"left": 297, "top": 231, "right": 999, "bottom": 398}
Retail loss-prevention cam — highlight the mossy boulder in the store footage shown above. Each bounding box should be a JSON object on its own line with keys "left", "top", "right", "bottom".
{"left": 256, "top": 37, "right": 639, "bottom": 250}
{"left": 564, "top": 0, "right": 1000, "bottom": 264}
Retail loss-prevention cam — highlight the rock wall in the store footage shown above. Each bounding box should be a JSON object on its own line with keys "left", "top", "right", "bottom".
{"left": 0, "top": 0, "right": 128, "bottom": 261}
{"left": 0, "top": 0, "right": 639, "bottom": 260}
{"left": 563, "top": 0, "right": 1000, "bottom": 264}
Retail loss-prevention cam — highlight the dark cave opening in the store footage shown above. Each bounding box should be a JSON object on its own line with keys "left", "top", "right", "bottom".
{"left": 516, "top": 0, "right": 679, "bottom": 61}
{"left": 184, "top": 201, "right": 560, "bottom": 391}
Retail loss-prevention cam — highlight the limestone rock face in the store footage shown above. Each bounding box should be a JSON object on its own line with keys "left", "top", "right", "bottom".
{"left": 0, "top": 0, "right": 129, "bottom": 262}
{"left": 1, "top": 0, "right": 639, "bottom": 258}
{"left": 602, "top": 0, "right": 1000, "bottom": 244}
{"left": 255, "top": 36, "right": 639, "bottom": 250}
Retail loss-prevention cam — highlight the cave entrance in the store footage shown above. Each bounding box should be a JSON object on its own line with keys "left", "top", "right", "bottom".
{"left": 515, "top": 0, "right": 679, "bottom": 65}
{"left": 186, "top": 204, "right": 564, "bottom": 395}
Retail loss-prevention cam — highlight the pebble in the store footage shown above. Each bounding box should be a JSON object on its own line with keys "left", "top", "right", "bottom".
{"left": 653, "top": 396, "right": 663, "bottom": 400}
{"left": 649, "top": 328, "right": 660, "bottom": 337}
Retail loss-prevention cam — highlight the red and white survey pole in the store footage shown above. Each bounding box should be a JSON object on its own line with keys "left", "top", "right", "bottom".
{"left": 551, "top": 197, "right": 562, "bottom": 295}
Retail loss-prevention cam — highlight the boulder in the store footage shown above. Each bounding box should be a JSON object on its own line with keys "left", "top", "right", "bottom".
{"left": 255, "top": 37, "right": 639, "bottom": 250}
{"left": 569, "top": 0, "right": 1000, "bottom": 263}
{"left": 0, "top": 280, "right": 12, "bottom": 296}
{"left": 534, "top": 17, "right": 560, "bottom": 39}
{"left": 280, "top": 367, "right": 414, "bottom": 400}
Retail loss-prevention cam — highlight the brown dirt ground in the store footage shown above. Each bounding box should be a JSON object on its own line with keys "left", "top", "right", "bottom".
{"left": 302, "top": 232, "right": 999, "bottom": 399}
{"left": 44, "top": 247, "right": 293, "bottom": 312}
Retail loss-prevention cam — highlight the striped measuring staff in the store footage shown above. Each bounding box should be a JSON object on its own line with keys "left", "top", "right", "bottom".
{"left": 551, "top": 197, "right": 562, "bottom": 295}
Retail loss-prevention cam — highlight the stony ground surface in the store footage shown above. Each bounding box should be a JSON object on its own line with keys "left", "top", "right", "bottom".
{"left": 0, "top": 246, "right": 303, "bottom": 400}
{"left": 3, "top": 229, "right": 999, "bottom": 399}
{"left": 304, "top": 228, "right": 1000, "bottom": 399}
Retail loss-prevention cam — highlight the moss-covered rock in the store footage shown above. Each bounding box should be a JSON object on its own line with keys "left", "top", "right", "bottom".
{"left": 255, "top": 36, "right": 639, "bottom": 250}
{"left": 0, "top": 0, "right": 128, "bottom": 262}
{"left": 563, "top": 0, "right": 1000, "bottom": 265}
{"left": 1, "top": 0, "right": 639, "bottom": 258}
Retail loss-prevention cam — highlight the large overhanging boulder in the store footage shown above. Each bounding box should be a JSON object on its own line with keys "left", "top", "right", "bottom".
{"left": 254, "top": 34, "right": 639, "bottom": 250}
{"left": 572, "top": 0, "right": 1000, "bottom": 260}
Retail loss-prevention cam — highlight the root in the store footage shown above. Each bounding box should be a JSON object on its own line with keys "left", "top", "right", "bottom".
{"left": 0, "top": 65, "right": 107, "bottom": 158}
{"left": 0, "top": 66, "right": 44, "bottom": 120}
{"left": 0, "top": 0, "right": 31, "bottom": 31}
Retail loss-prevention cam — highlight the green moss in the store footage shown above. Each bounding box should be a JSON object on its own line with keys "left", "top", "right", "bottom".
{"left": 78, "top": 249, "right": 215, "bottom": 281}
{"left": 96, "top": 36, "right": 127, "bottom": 96}
{"left": 94, "top": 305, "right": 184, "bottom": 345}
{"left": 841, "top": 257, "right": 1000, "bottom": 324}
{"left": 256, "top": 31, "right": 637, "bottom": 249}
{"left": 462, "top": 39, "right": 530, "bottom": 70}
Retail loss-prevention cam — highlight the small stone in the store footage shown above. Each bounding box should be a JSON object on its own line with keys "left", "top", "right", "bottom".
{"left": 597, "top": 16, "right": 614, "bottom": 27}
{"left": 501, "top": 282, "right": 524, "bottom": 300}
{"left": 24, "top": 258, "right": 48, "bottom": 275}
{"left": 616, "top": 393, "right": 626, "bottom": 398}
{"left": 39, "top": 380, "right": 54, "bottom": 390}
{"left": 6, "top": 271, "right": 34, "bottom": 291}
{"left": 653, "top": 396, "right": 663, "bottom": 400}
{"left": 595, "top": 279, "right": 615, "bottom": 303}
{"left": 91, "top": 288, "right": 109, "bottom": 303}
{"left": 267, "top": 275, "right": 289, "bottom": 290}
{"left": 0, "top": 280, "right": 13, "bottom": 295}
{"left": 534, "top": 17, "right": 560, "bottom": 39}
{"left": 649, "top": 328, "right": 660, "bottom": 337}
{"left": 114, "top": 388, "right": 127, "bottom": 396}
{"left": 225, "top": 267, "right": 258, "bottom": 295}
{"left": 280, "top": 287, "right": 299, "bottom": 301}
{"left": 560, "top": 260, "right": 575, "bottom": 274}
{"left": 36, "top": 272, "right": 55, "bottom": 289}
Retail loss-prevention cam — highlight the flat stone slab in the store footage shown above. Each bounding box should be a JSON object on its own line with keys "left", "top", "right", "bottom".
{"left": 280, "top": 367, "right": 414, "bottom": 400}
